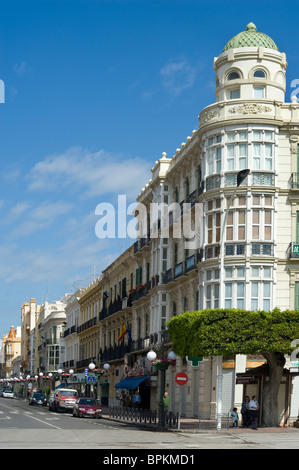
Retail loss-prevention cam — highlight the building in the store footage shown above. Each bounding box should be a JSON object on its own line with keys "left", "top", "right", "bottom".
{"left": 2, "top": 326, "right": 21, "bottom": 378}
{"left": 36, "top": 296, "right": 70, "bottom": 374}
{"left": 21, "top": 298, "right": 41, "bottom": 375}
{"left": 63, "top": 290, "right": 81, "bottom": 371}
{"left": 129, "top": 21, "right": 299, "bottom": 422}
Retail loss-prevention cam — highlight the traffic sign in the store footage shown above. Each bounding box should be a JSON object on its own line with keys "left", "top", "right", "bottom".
{"left": 186, "top": 356, "right": 203, "bottom": 367}
{"left": 175, "top": 372, "right": 188, "bottom": 386}
{"left": 86, "top": 376, "right": 96, "bottom": 385}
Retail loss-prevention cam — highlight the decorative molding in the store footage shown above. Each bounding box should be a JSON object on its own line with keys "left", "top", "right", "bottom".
{"left": 229, "top": 103, "right": 272, "bottom": 115}
{"left": 199, "top": 109, "right": 218, "bottom": 123}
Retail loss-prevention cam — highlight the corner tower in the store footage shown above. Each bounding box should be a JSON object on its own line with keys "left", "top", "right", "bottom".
{"left": 214, "top": 23, "right": 287, "bottom": 103}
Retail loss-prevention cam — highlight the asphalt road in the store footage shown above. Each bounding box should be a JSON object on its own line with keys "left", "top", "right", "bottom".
{"left": 1, "top": 397, "right": 299, "bottom": 455}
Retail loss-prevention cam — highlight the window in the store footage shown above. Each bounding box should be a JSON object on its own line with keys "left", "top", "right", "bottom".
{"left": 251, "top": 281, "right": 259, "bottom": 311}
{"left": 263, "top": 282, "right": 271, "bottom": 311}
{"left": 253, "top": 69, "right": 266, "bottom": 78}
{"left": 206, "top": 138, "right": 222, "bottom": 175}
{"left": 225, "top": 283, "right": 232, "bottom": 308}
{"left": 227, "top": 71, "right": 240, "bottom": 81}
{"left": 239, "top": 143, "right": 247, "bottom": 169}
{"left": 254, "top": 87, "right": 265, "bottom": 99}
{"left": 252, "top": 210, "right": 260, "bottom": 239}
{"left": 237, "top": 282, "right": 245, "bottom": 309}
{"left": 265, "top": 144, "right": 273, "bottom": 170}
{"left": 253, "top": 143, "right": 261, "bottom": 169}
{"left": 230, "top": 89, "right": 240, "bottom": 99}
{"left": 227, "top": 145, "right": 235, "bottom": 170}
{"left": 225, "top": 210, "right": 246, "bottom": 241}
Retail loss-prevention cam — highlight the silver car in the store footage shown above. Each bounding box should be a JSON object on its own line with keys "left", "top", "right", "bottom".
{"left": 2, "top": 389, "right": 14, "bottom": 398}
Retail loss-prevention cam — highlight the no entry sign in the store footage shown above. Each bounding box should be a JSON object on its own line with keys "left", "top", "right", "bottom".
{"left": 175, "top": 372, "right": 188, "bottom": 386}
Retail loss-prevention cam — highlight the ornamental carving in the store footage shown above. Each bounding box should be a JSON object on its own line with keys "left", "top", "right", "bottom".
{"left": 290, "top": 135, "right": 299, "bottom": 154}
{"left": 199, "top": 110, "right": 218, "bottom": 123}
{"left": 229, "top": 103, "right": 272, "bottom": 115}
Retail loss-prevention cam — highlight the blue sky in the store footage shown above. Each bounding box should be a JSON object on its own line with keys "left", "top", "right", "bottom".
{"left": 0, "top": 0, "right": 298, "bottom": 338}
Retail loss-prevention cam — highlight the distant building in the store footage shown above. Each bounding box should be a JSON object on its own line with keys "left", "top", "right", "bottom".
{"left": 2, "top": 326, "right": 21, "bottom": 378}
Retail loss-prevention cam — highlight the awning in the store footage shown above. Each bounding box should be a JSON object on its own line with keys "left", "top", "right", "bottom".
{"left": 55, "top": 383, "right": 66, "bottom": 389}
{"left": 115, "top": 376, "right": 148, "bottom": 389}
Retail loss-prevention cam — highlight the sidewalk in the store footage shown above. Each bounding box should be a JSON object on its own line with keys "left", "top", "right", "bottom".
{"left": 100, "top": 407, "right": 299, "bottom": 433}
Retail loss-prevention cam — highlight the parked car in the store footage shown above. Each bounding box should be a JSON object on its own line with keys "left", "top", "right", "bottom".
{"left": 2, "top": 389, "right": 14, "bottom": 398}
{"left": 29, "top": 392, "right": 47, "bottom": 406}
{"left": 50, "top": 388, "right": 78, "bottom": 413}
{"left": 72, "top": 398, "right": 102, "bottom": 418}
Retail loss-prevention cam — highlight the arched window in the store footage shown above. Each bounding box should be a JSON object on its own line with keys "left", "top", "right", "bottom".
{"left": 227, "top": 71, "right": 240, "bottom": 81}
{"left": 253, "top": 69, "right": 266, "bottom": 78}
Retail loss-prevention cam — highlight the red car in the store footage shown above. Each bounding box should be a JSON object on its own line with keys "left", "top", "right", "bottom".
{"left": 72, "top": 398, "right": 102, "bottom": 418}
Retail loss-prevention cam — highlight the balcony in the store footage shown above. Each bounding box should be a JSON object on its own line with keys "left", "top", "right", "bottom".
{"left": 225, "top": 243, "right": 245, "bottom": 256}
{"left": 77, "top": 316, "right": 99, "bottom": 334}
{"left": 251, "top": 243, "right": 273, "bottom": 256}
{"left": 291, "top": 173, "right": 299, "bottom": 189}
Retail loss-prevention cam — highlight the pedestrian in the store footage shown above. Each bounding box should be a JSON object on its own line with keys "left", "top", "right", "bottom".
{"left": 132, "top": 390, "right": 141, "bottom": 408}
{"left": 163, "top": 391, "right": 170, "bottom": 414}
{"left": 125, "top": 393, "right": 131, "bottom": 408}
{"left": 248, "top": 395, "right": 259, "bottom": 429}
{"left": 120, "top": 391, "right": 126, "bottom": 407}
{"left": 241, "top": 396, "right": 250, "bottom": 427}
{"left": 231, "top": 407, "right": 239, "bottom": 428}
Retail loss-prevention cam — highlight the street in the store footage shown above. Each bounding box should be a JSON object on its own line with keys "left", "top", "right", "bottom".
{"left": 0, "top": 398, "right": 299, "bottom": 454}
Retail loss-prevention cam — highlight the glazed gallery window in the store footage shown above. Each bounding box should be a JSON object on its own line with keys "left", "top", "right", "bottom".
{"left": 206, "top": 283, "right": 219, "bottom": 309}
{"left": 251, "top": 281, "right": 271, "bottom": 311}
{"left": 206, "top": 198, "right": 221, "bottom": 243}
{"left": 253, "top": 86, "right": 265, "bottom": 98}
{"left": 226, "top": 132, "right": 248, "bottom": 171}
{"left": 224, "top": 281, "right": 245, "bottom": 309}
{"left": 206, "top": 137, "right": 222, "bottom": 175}
{"left": 230, "top": 88, "right": 240, "bottom": 99}
{"left": 252, "top": 142, "right": 273, "bottom": 170}
{"left": 252, "top": 209, "right": 272, "bottom": 240}
{"left": 251, "top": 195, "right": 273, "bottom": 241}
{"left": 226, "top": 209, "right": 246, "bottom": 241}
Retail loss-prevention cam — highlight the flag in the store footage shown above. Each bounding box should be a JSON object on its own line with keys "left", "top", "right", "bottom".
{"left": 118, "top": 322, "right": 127, "bottom": 342}
{"left": 126, "top": 320, "right": 132, "bottom": 342}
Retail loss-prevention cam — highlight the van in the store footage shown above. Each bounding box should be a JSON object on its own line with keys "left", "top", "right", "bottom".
{"left": 52, "top": 388, "right": 78, "bottom": 413}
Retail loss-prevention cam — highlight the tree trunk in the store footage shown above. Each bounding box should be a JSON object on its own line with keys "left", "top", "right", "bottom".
{"left": 262, "top": 352, "right": 286, "bottom": 427}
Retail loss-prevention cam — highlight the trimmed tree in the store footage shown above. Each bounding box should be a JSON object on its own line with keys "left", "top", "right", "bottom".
{"left": 167, "top": 308, "right": 299, "bottom": 427}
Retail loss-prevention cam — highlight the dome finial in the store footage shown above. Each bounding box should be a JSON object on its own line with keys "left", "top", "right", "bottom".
{"left": 246, "top": 22, "right": 257, "bottom": 32}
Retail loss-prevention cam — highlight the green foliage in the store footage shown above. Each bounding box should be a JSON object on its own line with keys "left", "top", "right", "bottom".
{"left": 167, "top": 308, "right": 299, "bottom": 358}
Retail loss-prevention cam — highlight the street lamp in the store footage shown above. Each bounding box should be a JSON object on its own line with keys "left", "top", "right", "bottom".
{"left": 216, "top": 169, "right": 250, "bottom": 431}
{"left": 147, "top": 331, "right": 176, "bottom": 429}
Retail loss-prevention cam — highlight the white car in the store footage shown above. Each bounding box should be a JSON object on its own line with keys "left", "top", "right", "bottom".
{"left": 2, "top": 389, "right": 14, "bottom": 398}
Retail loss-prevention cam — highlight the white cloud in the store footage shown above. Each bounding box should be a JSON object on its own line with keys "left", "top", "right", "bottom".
{"left": 160, "top": 57, "right": 196, "bottom": 97}
{"left": 27, "top": 147, "right": 150, "bottom": 201}
{"left": 11, "top": 200, "right": 73, "bottom": 236}
{"left": 13, "top": 61, "right": 34, "bottom": 79}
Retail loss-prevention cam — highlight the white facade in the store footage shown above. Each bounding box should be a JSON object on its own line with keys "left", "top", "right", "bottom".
{"left": 134, "top": 23, "right": 299, "bottom": 420}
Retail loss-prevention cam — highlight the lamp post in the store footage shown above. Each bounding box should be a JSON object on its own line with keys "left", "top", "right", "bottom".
{"left": 88, "top": 361, "right": 96, "bottom": 398}
{"left": 216, "top": 169, "right": 250, "bottom": 430}
{"left": 147, "top": 331, "right": 176, "bottom": 429}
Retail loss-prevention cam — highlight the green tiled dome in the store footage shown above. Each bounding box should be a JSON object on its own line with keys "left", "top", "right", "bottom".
{"left": 223, "top": 23, "right": 279, "bottom": 52}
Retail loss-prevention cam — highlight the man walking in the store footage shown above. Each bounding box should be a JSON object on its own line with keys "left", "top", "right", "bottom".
{"left": 249, "top": 395, "right": 259, "bottom": 429}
